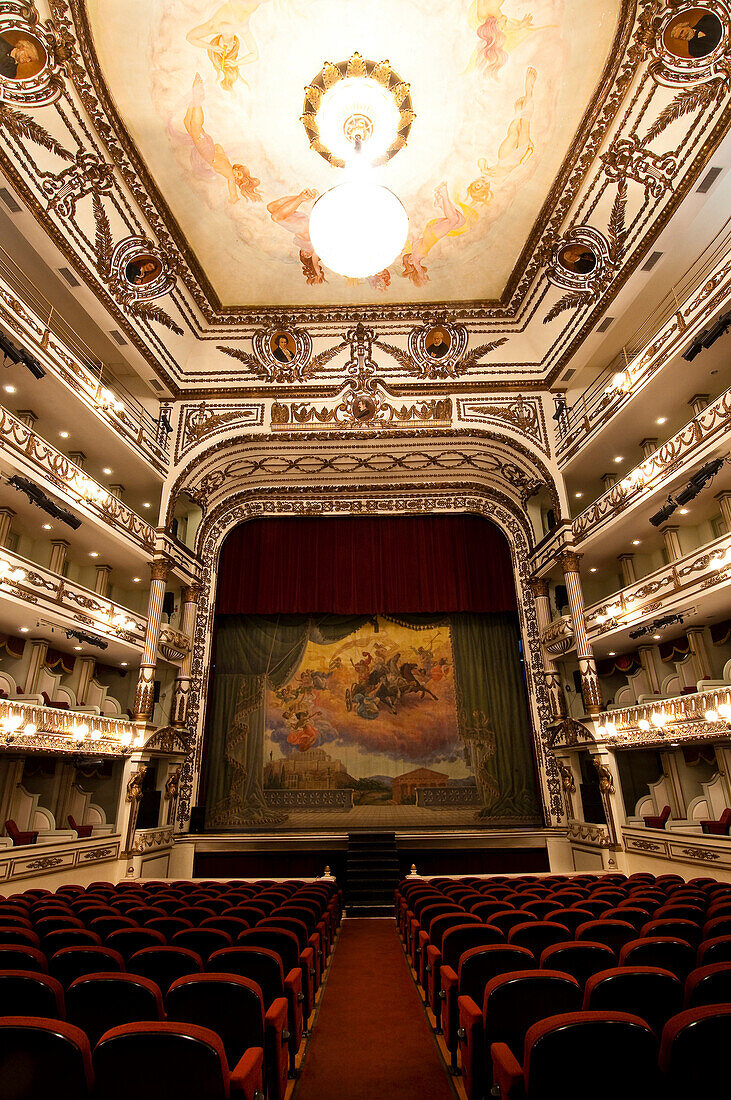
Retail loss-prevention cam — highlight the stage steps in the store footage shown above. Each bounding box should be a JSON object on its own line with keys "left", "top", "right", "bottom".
{"left": 345, "top": 831, "right": 400, "bottom": 917}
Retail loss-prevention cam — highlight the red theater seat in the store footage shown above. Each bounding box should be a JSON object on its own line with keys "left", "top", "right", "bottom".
{"left": 507, "top": 921, "right": 570, "bottom": 957}
{"left": 0, "top": 1017, "right": 92, "bottom": 1099}
{"left": 619, "top": 937, "right": 696, "bottom": 980}
{"left": 539, "top": 941, "right": 616, "bottom": 988}
{"left": 492, "top": 1011, "right": 658, "bottom": 1100}
{"left": 93, "top": 1021, "right": 264, "bottom": 1100}
{"left": 106, "top": 927, "right": 166, "bottom": 959}
{"left": 643, "top": 805, "right": 671, "bottom": 829}
{"left": 575, "top": 920, "right": 636, "bottom": 953}
{"left": 458, "top": 969, "right": 581, "bottom": 1097}
{"left": 66, "top": 972, "right": 164, "bottom": 1046}
{"left": 583, "top": 966, "right": 683, "bottom": 1036}
{"left": 697, "top": 935, "right": 731, "bottom": 966}
{"left": 0, "top": 945, "right": 47, "bottom": 972}
{"left": 0, "top": 969, "right": 65, "bottom": 1018}
{"left": 67, "top": 815, "right": 93, "bottom": 839}
{"left": 167, "top": 973, "right": 287, "bottom": 1100}
{"left": 659, "top": 1004, "right": 731, "bottom": 1099}
{"left": 238, "top": 926, "right": 315, "bottom": 1022}
{"left": 49, "top": 946, "right": 125, "bottom": 986}
{"left": 4, "top": 820, "right": 38, "bottom": 846}
{"left": 684, "top": 962, "right": 731, "bottom": 1008}
{"left": 700, "top": 808, "right": 731, "bottom": 835}
{"left": 127, "top": 945, "right": 203, "bottom": 995}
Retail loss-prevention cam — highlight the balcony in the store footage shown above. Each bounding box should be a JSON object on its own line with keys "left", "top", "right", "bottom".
{"left": 589, "top": 686, "right": 731, "bottom": 750}
{"left": 0, "top": 544, "right": 146, "bottom": 651}
{"left": 584, "top": 530, "right": 731, "bottom": 646}
{"left": 0, "top": 831, "right": 122, "bottom": 886}
{"left": 0, "top": 697, "right": 140, "bottom": 754}
{"left": 0, "top": 246, "right": 169, "bottom": 469}
{"left": 0, "top": 404, "right": 156, "bottom": 555}
{"left": 555, "top": 220, "right": 731, "bottom": 465}
{"left": 571, "top": 386, "right": 731, "bottom": 546}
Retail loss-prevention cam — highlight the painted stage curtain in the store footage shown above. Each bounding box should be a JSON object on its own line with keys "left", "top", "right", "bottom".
{"left": 216, "top": 516, "right": 517, "bottom": 615}
{"left": 204, "top": 612, "right": 540, "bottom": 828}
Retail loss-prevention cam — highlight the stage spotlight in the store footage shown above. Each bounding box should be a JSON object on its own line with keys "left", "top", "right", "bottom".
{"left": 18, "top": 349, "right": 45, "bottom": 379}
{"left": 65, "top": 628, "right": 107, "bottom": 650}
{"left": 0, "top": 332, "right": 21, "bottom": 364}
{"left": 683, "top": 310, "right": 731, "bottom": 360}
{"left": 649, "top": 498, "right": 677, "bottom": 527}
{"left": 158, "top": 414, "right": 172, "bottom": 435}
{"left": 8, "top": 474, "right": 82, "bottom": 530}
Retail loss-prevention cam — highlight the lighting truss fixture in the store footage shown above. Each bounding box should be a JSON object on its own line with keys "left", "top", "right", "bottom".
{"left": 65, "top": 628, "right": 107, "bottom": 650}
{"left": 0, "top": 331, "right": 44, "bottom": 378}
{"left": 683, "top": 310, "right": 731, "bottom": 361}
{"left": 629, "top": 613, "right": 685, "bottom": 640}
{"left": 649, "top": 458, "right": 724, "bottom": 526}
{"left": 7, "top": 475, "right": 82, "bottom": 530}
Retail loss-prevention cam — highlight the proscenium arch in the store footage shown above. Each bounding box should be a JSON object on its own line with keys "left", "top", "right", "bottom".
{"left": 176, "top": 481, "right": 564, "bottom": 832}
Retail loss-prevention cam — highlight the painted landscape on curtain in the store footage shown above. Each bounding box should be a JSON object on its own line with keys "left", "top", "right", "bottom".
{"left": 263, "top": 618, "right": 475, "bottom": 804}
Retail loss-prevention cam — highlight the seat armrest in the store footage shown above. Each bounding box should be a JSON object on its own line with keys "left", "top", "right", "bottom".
{"left": 457, "top": 994, "right": 482, "bottom": 1035}
{"left": 284, "top": 966, "right": 303, "bottom": 1003}
{"left": 491, "top": 1042, "right": 525, "bottom": 1100}
{"left": 265, "top": 996, "right": 289, "bottom": 1038}
{"left": 441, "top": 964, "right": 458, "bottom": 993}
{"left": 231, "top": 1046, "right": 264, "bottom": 1100}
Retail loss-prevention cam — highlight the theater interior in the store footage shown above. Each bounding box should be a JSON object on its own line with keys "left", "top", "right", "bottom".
{"left": 0, "top": 1, "right": 730, "bottom": 1097}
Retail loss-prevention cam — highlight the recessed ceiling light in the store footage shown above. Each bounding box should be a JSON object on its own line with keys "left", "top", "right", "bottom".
{"left": 656, "top": 417, "right": 667, "bottom": 425}
{"left": 59, "top": 431, "right": 69, "bottom": 439}
{"left": 653, "top": 633, "right": 662, "bottom": 639}
{"left": 632, "top": 540, "right": 641, "bottom": 546}
{"left": 89, "top": 552, "right": 99, "bottom": 558}
{"left": 608, "top": 652, "right": 616, "bottom": 657}
{"left": 679, "top": 508, "right": 689, "bottom": 515}
{"left": 73, "top": 645, "right": 82, "bottom": 651}
{"left": 613, "top": 456, "right": 623, "bottom": 463}
{"left": 41, "top": 523, "right": 52, "bottom": 530}
{"left": 102, "top": 467, "right": 112, "bottom": 475}
{"left": 133, "top": 577, "right": 141, "bottom": 582}
{"left": 120, "top": 661, "right": 128, "bottom": 667}
{"left": 19, "top": 626, "right": 29, "bottom": 633}
{"left": 3, "top": 384, "right": 16, "bottom": 394}
{"left": 142, "top": 502, "right": 151, "bottom": 509}
{"left": 574, "top": 492, "right": 583, "bottom": 499}
{"left": 590, "top": 567, "right": 597, "bottom": 573}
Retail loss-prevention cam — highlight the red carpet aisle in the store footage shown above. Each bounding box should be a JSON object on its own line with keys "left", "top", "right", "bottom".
{"left": 295, "top": 918, "right": 455, "bottom": 1100}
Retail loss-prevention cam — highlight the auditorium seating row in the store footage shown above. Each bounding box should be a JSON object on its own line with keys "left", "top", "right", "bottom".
{"left": 397, "top": 872, "right": 731, "bottom": 1100}
{"left": 0, "top": 877, "right": 341, "bottom": 1100}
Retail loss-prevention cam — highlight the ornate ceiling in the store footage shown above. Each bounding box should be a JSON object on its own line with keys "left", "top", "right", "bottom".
{"left": 85, "top": 0, "right": 620, "bottom": 310}
{"left": 0, "top": 1, "right": 729, "bottom": 395}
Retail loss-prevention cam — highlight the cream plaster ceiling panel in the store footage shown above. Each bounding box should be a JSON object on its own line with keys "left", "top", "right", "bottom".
{"left": 86, "top": 0, "right": 620, "bottom": 309}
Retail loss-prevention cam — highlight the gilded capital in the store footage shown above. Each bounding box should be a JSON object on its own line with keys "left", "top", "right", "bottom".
{"left": 528, "top": 576, "right": 550, "bottom": 598}
{"left": 559, "top": 550, "right": 582, "bottom": 575}
{"left": 182, "top": 583, "right": 202, "bottom": 604}
{"left": 149, "top": 557, "right": 171, "bottom": 582}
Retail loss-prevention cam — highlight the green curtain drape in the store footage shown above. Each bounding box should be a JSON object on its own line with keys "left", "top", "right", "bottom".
{"left": 451, "top": 612, "right": 540, "bottom": 822}
{"left": 205, "top": 614, "right": 369, "bottom": 826}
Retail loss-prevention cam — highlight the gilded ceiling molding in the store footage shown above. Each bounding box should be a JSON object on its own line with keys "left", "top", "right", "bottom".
{"left": 456, "top": 395, "right": 550, "bottom": 456}
{"left": 174, "top": 402, "right": 265, "bottom": 464}
{"left": 173, "top": 481, "right": 563, "bottom": 831}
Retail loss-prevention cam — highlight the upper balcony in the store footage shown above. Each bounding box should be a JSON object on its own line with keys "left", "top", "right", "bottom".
{"left": 555, "top": 219, "right": 731, "bottom": 469}
{"left": 0, "top": 246, "right": 169, "bottom": 473}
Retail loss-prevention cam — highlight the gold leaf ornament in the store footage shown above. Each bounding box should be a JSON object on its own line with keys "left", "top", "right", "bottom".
{"left": 346, "top": 52, "right": 367, "bottom": 78}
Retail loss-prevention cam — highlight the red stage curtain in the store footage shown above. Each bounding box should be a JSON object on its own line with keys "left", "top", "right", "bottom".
{"left": 216, "top": 515, "right": 516, "bottom": 614}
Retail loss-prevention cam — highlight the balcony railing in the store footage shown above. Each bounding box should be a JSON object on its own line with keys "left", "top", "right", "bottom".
{"left": 0, "top": 698, "right": 140, "bottom": 754}
{"left": 0, "top": 404, "right": 156, "bottom": 554}
{"left": 556, "top": 218, "right": 731, "bottom": 461}
{"left": 0, "top": 246, "right": 169, "bottom": 464}
{"left": 590, "top": 686, "right": 731, "bottom": 750}
{"left": 571, "top": 384, "right": 731, "bottom": 545}
{"left": 0, "top": 545, "right": 146, "bottom": 649}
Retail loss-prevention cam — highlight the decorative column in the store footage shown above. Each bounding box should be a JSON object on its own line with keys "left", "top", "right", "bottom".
{"left": 73, "top": 657, "right": 96, "bottom": 706}
{"left": 68, "top": 451, "right": 86, "bottom": 470}
{"left": 715, "top": 491, "right": 731, "bottom": 533}
{"left": 686, "top": 627, "right": 712, "bottom": 684}
{"left": 109, "top": 484, "right": 125, "bottom": 501}
{"left": 25, "top": 639, "right": 49, "bottom": 695}
{"left": 601, "top": 473, "right": 618, "bottom": 491}
{"left": 94, "top": 564, "right": 112, "bottom": 596}
{"left": 639, "top": 438, "right": 658, "bottom": 459}
{"left": 171, "top": 583, "right": 200, "bottom": 727}
{"left": 133, "top": 557, "right": 170, "bottom": 722}
{"left": 590, "top": 751, "right": 625, "bottom": 853}
{"left": 0, "top": 507, "right": 15, "bottom": 547}
{"left": 689, "top": 394, "right": 709, "bottom": 415}
{"left": 529, "top": 576, "right": 567, "bottom": 720}
{"left": 122, "top": 761, "right": 147, "bottom": 855}
{"left": 48, "top": 539, "right": 70, "bottom": 574}
{"left": 557, "top": 758, "right": 577, "bottom": 819}
{"left": 662, "top": 526, "right": 682, "bottom": 562}
{"left": 637, "top": 645, "right": 661, "bottom": 695}
{"left": 617, "top": 554, "right": 636, "bottom": 586}
{"left": 16, "top": 410, "right": 38, "bottom": 429}
{"left": 559, "top": 551, "right": 603, "bottom": 716}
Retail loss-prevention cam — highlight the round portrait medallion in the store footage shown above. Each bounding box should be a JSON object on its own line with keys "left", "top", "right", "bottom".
{"left": 124, "top": 254, "right": 163, "bottom": 288}
{"left": 424, "top": 325, "right": 452, "bottom": 360}
{"left": 0, "top": 30, "right": 47, "bottom": 82}
{"left": 558, "top": 243, "right": 598, "bottom": 276}
{"left": 663, "top": 7, "right": 724, "bottom": 59}
{"left": 270, "top": 330, "right": 298, "bottom": 365}
{"left": 352, "top": 393, "right": 378, "bottom": 422}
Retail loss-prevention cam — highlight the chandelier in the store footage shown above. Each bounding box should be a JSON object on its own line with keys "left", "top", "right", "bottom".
{"left": 301, "top": 54, "right": 414, "bottom": 279}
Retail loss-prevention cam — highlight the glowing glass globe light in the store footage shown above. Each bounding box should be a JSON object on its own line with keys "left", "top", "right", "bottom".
{"left": 309, "top": 179, "right": 408, "bottom": 280}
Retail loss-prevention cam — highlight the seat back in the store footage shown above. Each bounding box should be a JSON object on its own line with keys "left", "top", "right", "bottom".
{"left": 93, "top": 1021, "right": 231, "bottom": 1100}
{"left": 575, "top": 920, "right": 636, "bottom": 953}
{"left": 441, "top": 924, "right": 504, "bottom": 970}
{"left": 539, "top": 941, "right": 616, "bottom": 987}
{"left": 659, "top": 1005, "right": 731, "bottom": 1097}
{"left": 238, "top": 927, "right": 300, "bottom": 975}
{"left": 697, "top": 935, "right": 731, "bottom": 966}
{"left": 106, "top": 928, "right": 166, "bottom": 959}
{"left": 167, "top": 972, "right": 265, "bottom": 1071}
{"left": 428, "top": 911, "right": 480, "bottom": 950}
{"left": 208, "top": 946, "right": 284, "bottom": 1006}
{"left": 684, "top": 962, "right": 731, "bottom": 1008}
{"left": 127, "top": 946, "right": 203, "bottom": 995}
{"left": 67, "top": 973, "right": 164, "bottom": 1046}
{"left": 458, "top": 944, "right": 535, "bottom": 1007}
{"left": 484, "top": 970, "right": 582, "bottom": 1059}
{"left": 524, "top": 1011, "right": 658, "bottom": 1100}
{"left": 0, "top": 1017, "right": 92, "bottom": 1100}
{"left": 507, "top": 921, "right": 571, "bottom": 956}
{"left": 619, "top": 937, "right": 696, "bottom": 980}
{"left": 583, "top": 966, "right": 683, "bottom": 1035}
{"left": 0, "top": 970, "right": 65, "bottom": 1018}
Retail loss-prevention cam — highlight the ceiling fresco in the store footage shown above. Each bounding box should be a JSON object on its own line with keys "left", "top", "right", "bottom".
{"left": 86, "top": 0, "right": 621, "bottom": 308}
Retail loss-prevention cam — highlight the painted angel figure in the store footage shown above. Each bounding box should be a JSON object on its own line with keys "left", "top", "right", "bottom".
{"left": 465, "top": 0, "right": 545, "bottom": 77}
{"left": 186, "top": 1, "right": 271, "bottom": 90}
